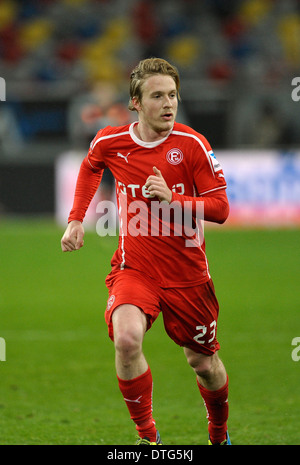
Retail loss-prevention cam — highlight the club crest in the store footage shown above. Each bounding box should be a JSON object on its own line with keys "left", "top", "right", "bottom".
{"left": 166, "top": 148, "right": 183, "bottom": 165}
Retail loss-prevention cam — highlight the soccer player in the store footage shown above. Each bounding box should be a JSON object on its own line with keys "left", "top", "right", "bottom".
{"left": 61, "top": 58, "right": 231, "bottom": 445}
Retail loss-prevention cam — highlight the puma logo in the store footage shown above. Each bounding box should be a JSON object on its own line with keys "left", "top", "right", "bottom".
{"left": 117, "top": 152, "right": 131, "bottom": 163}
{"left": 124, "top": 395, "right": 142, "bottom": 404}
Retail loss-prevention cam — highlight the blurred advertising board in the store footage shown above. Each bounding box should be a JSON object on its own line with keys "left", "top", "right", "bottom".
{"left": 55, "top": 150, "right": 300, "bottom": 228}
{"left": 218, "top": 151, "right": 300, "bottom": 227}
{"left": 55, "top": 151, "right": 101, "bottom": 228}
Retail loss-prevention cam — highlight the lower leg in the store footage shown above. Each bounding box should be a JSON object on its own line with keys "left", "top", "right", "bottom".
{"left": 112, "top": 305, "right": 157, "bottom": 441}
{"left": 117, "top": 366, "right": 157, "bottom": 441}
{"left": 197, "top": 374, "right": 229, "bottom": 444}
{"left": 195, "top": 353, "right": 227, "bottom": 390}
{"left": 185, "top": 349, "right": 229, "bottom": 444}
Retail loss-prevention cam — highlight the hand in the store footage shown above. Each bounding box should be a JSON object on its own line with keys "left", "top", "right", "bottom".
{"left": 145, "top": 166, "right": 172, "bottom": 203}
{"left": 61, "top": 220, "right": 85, "bottom": 252}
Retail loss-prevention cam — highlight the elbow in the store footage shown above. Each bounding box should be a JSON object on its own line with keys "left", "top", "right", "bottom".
{"left": 216, "top": 202, "right": 230, "bottom": 224}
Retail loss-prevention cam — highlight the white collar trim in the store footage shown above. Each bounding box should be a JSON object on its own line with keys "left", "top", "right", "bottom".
{"left": 129, "top": 122, "right": 173, "bottom": 148}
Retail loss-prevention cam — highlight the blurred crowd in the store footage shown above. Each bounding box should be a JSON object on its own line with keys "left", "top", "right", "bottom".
{"left": 1, "top": 0, "right": 300, "bottom": 85}
{"left": 1, "top": 0, "right": 300, "bottom": 152}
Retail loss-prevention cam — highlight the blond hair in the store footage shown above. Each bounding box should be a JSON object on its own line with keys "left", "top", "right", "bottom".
{"left": 128, "top": 57, "right": 180, "bottom": 111}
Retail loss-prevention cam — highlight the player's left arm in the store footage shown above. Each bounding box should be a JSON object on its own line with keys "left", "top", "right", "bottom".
{"left": 197, "top": 188, "right": 229, "bottom": 224}
{"left": 183, "top": 136, "right": 230, "bottom": 224}
{"left": 170, "top": 186, "right": 229, "bottom": 224}
{"left": 145, "top": 165, "right": 229, "bottom": 224}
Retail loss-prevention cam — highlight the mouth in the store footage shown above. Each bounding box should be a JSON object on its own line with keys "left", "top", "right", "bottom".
{"left": 161, "top": 112, "right": 173, "bottom": 121}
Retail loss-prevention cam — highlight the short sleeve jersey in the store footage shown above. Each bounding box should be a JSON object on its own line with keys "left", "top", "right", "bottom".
{"left": 87, "top": 121, "right": 227, "bottom": 287}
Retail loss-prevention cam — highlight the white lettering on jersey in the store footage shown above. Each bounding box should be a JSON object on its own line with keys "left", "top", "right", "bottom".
{"left": 117, "top": 182, "right": 185, "bottom": 198}
{"left": 172, "top": 183, "right": 185, "bottom": 194}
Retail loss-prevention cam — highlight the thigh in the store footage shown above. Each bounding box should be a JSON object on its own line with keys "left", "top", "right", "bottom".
{"left": 105, "top": 269, "right": 161, "bottom": 341}
{"left": 112, "top": 303, "right": 147, "bottom": 342}
{"left": 161, "top": 279, "right": 220, "bottom": 355}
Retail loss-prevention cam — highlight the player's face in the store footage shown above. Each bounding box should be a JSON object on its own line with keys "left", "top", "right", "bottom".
{"left": 135, "top": 74, "right": 178, "bottom": 137}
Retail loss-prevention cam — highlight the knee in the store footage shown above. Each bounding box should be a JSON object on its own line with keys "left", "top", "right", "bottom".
{"left": 186, "top": 351, "right": 214, "bottom": 379}
{"left": 114, "top": 329, "right": 143, "bottom": 362}
{"left": 112, "top": 305, "right": 146, "bottom": 366}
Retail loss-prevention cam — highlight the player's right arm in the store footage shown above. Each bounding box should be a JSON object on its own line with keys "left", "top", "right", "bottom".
{"left": 61, "top": 220, "right": 84, "bottom": 252}
{"left": 61, "top": 134, "right": 105, "bottom": 252}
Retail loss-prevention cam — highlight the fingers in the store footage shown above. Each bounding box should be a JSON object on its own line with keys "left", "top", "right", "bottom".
{"left": 145, "top": 166, "right": 163, "bottom": 189}
{"left": 152, "top": 166, "right": 162, "bottom": 176}
{"left": 145, "top": 177, "right": 163, "bottom": 190}
{"left": 61, "top": 236, "right": 84, "bottom": 252}
{"left": 75, "top": 234, "right": 84, "bottom": 250}
{"left": 145, "top": 167, "right": 172, "bottom": 203}
{"left": 61, "top": 240, "right": 74, "bottom": 252}
{"left": 61, "top": 222, "right": 84, "bottom": 252}
{"left": 145, "top": 177, "right": 162, "bottom": 196}
{"left": 61, "top": 235, "right": 77, "bottom": 252}
{"left": 75, "top": 229, "right": 84, "bottom": 250}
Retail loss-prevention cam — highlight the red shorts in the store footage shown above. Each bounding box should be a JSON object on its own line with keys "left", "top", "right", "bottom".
{"left": 104, "top": 269, "right": 220, "bottom": 355}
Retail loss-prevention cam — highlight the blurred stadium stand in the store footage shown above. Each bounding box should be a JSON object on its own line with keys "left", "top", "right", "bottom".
{"left": 0, "top": 0, "right": 300, "bottom": 216}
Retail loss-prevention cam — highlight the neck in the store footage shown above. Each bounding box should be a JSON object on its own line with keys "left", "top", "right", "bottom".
{"left": 135, "top": 121, "right": 172, "bottom": 143}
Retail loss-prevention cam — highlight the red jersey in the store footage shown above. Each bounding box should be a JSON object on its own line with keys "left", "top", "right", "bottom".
{"left": 69, "top": 121, "right": 229, "bottom": 287}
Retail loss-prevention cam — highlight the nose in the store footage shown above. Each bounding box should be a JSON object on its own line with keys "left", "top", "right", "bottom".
{"left": 163, "top": 96, "right": 172, "bottom": 107}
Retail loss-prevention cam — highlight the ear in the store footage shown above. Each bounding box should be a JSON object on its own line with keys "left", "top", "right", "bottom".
{"left": 131, "top": 96, "right": 141, "bottom": 112}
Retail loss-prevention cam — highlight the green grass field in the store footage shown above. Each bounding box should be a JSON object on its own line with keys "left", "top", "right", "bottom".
{"left": 0, "top": 219, "right": 299, "bottom": 445}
